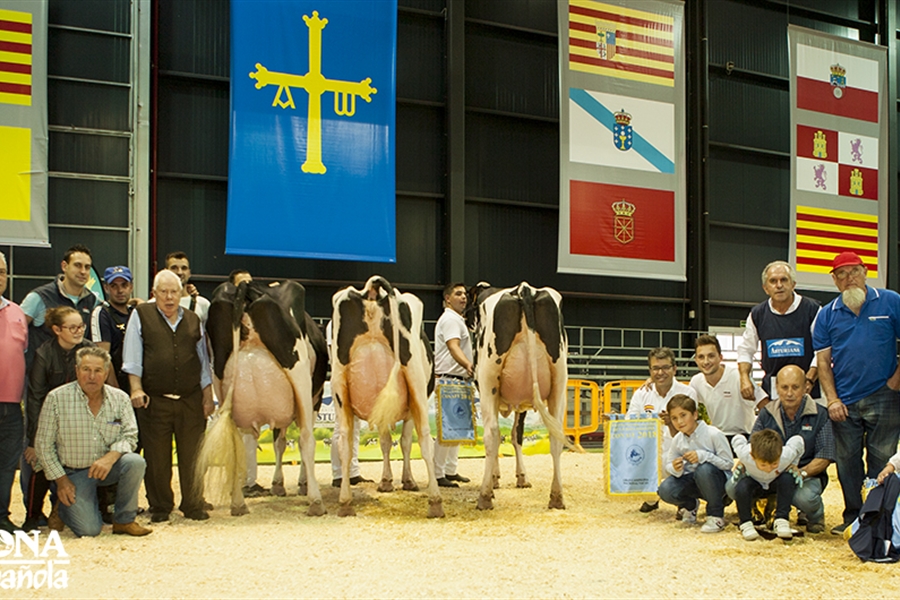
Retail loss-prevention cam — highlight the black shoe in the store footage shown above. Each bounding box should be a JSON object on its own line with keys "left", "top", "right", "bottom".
{"left": 639, "top": 500, "right": 659, "bottom": 513}
{"left": 242, "top": 483, "right": 269, "bottom": 498}
{"left": 831, "top": 522, "right": 851, "bottom": 535}
{"left": 349, "top": 475, "right": 374, "bottom": 485}
{"left": 0, "top": 517, "right": 18, "bottom": 533}
{"left": 436, "top": 477, "right": 459, "bottom": 488}
{"left": 796, "top": 511, "right": 808, "bottom": 527}
{"left": 445, "top": 473, "right": 470, "bottom": 483}
{"left": 184, "top": 510, "right": 210, "bottom": 521}
{"left": 150, "top": 512, "right": 170, "bottom": 523}
{"left": 101, "top": 510, "right": 114, "bottom": 525}
{"left": 332, "top": 478, "right": 342, "bottom": 488}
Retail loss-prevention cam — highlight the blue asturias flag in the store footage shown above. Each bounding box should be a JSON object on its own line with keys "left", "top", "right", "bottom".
{"left": 227, "top": 0, "right": 397, "bottom": 261}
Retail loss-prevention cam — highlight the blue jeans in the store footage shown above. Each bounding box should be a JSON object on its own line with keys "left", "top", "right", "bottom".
{"left": 728, "top": 471, "right": 796, "bottom": 523}
{"left": 59, "top": 453, "right": 146, "bottom": 537}
{"left": 793, "top": 476, "right": 825, "bottom": 525}
{"left": 832, "top": 385, "right": 900, "bottom": 524}
{"left": 0, "top": 403, "right": 23, "bottom": 522}
{"left": 658, "top": 462, "right": 729, "bottom": 518}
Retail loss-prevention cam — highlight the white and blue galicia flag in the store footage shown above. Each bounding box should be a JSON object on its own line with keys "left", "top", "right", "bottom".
{"left": 227, "top": 0, "right": 397, "bottom": 261}
{"left": 569, "top": 88, "right": 675, "bottom": 174}
{"left": 605, "top": 417, "right": 662, "bottom": 496}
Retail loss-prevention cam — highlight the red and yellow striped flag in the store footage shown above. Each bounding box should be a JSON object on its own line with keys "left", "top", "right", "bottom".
{"left": 795, "top": 205, "right": 878, "bottom": 277}
{"left": 0, "top": 7, "right": 32, "bottom": 106}
{"left": 568, "top": 0, "right": 674, "bottom": 87}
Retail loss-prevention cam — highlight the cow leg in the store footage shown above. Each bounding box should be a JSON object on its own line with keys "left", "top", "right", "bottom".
{"left": 286, "top": 366, "right": 324, "bottom": 517}
{"left": 337, "top": 401, "right": 356, "bottom": 516}
{"left": 231, "top": 466, "right": 249, "bottom": 516}
{"left": 513, "top": 412, "right": 531, "bottom": 488}
{"left": 547, "top": 380, "right": 566, "bottom": 510}
{"left": 478, "top": 398, "right": 499, "bottom": 510}
{"left": 377, "top": 426, "right": 395, "bottom": 492}
{"left": 409, "top": 394, "right": 443, "bottom": 518}
{"left": 271, "top": 428, "right": 287, "bottom": 497}
{"left": 400, "top": 419, "right": 418, "bottom": 491}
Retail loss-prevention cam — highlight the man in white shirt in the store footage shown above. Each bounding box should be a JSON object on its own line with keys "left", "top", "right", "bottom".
{"left": 432, "top": 282, "right": 474, "bottom": 487}
{"left": 628, "top": 347, "right": 697, "bottom": 512}
{"left": 690, "top": 334, "right": 767, "bottom": 446}
{"left": 165, "top": 251, "right": 210, "bottom": 325}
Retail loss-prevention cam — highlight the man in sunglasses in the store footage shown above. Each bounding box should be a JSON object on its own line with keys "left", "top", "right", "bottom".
{"left": 813, "top": 251, "right": 900, "bottom": 535}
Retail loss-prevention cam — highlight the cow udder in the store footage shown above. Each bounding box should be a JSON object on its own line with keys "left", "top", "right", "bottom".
{"left": 497, "top": 340, "right": 553, "bottom": 407}
{"left": 346, "top": 339, "right": 409, "bottom": 421}
{"left": 225, "top": 345, "right": 296, "bottom": 430}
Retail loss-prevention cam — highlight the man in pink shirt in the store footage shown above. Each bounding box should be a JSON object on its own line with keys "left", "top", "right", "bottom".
{"left": 0, "top": 251, "right": 27, "bottom": 533}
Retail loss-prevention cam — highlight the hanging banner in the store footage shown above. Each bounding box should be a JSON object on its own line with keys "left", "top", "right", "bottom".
{"left": 789, "top": 26, "right": 887, "bottom": 290}
{"left": 604, "top": 416, "right": 662, "bottom": 498}
{"left": 0, "top": 1, "right": 48, "bottom": 247}
{"left": 557, "top": 0, "right": 685, "bottom": 280}
{"left": 227, "top": 0, "right": 397, "bottom": 262}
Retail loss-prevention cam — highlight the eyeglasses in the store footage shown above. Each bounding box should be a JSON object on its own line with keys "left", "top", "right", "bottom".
{"left": 61, "top": 323, "right": 86, "bottom": 333}
{"left": 650, "top": 365, "right": 674, "bottom": 373}
{"left": 834, "top": 266, "right": 865, "bottom": 281}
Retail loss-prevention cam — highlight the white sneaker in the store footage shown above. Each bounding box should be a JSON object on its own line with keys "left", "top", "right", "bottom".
{"left": 774, "top": 518, "right": 793, "bottom": 539}
{"left": 740, "top": 521, "right": 759, "bottom": 541}
{"left": 681, "top": 500, "right": 699, "bottom": 525}
{"left": 701, "top": 516, "right": 726, "bottom": 533}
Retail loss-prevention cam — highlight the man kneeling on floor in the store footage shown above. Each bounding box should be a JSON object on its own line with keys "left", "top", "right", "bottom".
{"left": 658, "top": 395, "right": 733, "bottom": 533}
{"left": 35, "top": 346, "right": 150, "bottom": 537}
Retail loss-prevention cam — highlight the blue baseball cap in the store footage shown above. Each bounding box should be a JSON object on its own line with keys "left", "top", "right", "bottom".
{"left": 104, "top": 265, "right": 133, "bottom": 283}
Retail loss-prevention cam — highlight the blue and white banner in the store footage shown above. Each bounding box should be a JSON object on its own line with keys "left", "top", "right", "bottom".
{"left": 227, "top": 0, "right": 397, "bottom": 261}
{"left": 605, "top": 417, "right": 662, "bottom": 497}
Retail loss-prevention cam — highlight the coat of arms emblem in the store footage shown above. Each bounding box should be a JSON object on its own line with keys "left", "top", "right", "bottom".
{"left": 613, "top": 109, "right": 633, "bottom": 151}
{"left": 830, "top": 63, "right": 846, "bottom": 99}
{"left": 612, "top": 199, "right": 635, "bottom": 244}
{"left": 595, "top": 21, "right": 616, "bottom": 60}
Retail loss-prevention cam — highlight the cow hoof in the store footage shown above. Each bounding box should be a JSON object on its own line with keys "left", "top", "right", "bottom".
{"left": 307, "top": 500, "right": 327, "bottom": 517}
{"left": 377, "top": 479, "right": 394, "bottom": 493}
{"left": 231, "top": 504, "right": 249, "bottom": 517}
{"left": 492, "top": 475, "right": 501, "bottom": 490}
{"left": 271, "top": 483, "right": 286, "bottom": 497}
{"left": 427, "top": 499, "right": 445, "bottom": 518}
{"left": 516, "top": 475, "right": 532, "bottom": 488}
{"left": 476, "top": 494, "right": 494, "bottom": 511}
{"left": 337, "top": 503, "right": 356, "bottom": 517}
{"left": 402, "top": 480, "right": 419, "bottom": 491}
{"left": 298, "top": 483, "right": 308, "bottom": 496}
{"left": 548, "top": 492, "right": 566, "bottom": 510}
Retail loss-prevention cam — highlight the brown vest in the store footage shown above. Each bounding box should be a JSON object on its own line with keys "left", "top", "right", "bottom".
{"left": 136, "top": 303, "right": 202, "bottom": 397}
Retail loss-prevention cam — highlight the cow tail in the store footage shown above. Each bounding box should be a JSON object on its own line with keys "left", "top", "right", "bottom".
{"left": 194, "top": 324, "right": 246, "bottom": 505}
{"left": 520, "top": 285, "right": 572, "bottom": 450}
{"left": 369, "top": 289, "right": 404, "bottom": 433}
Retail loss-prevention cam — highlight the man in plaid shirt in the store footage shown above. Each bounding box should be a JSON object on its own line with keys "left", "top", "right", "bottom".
{"left": 34, "top": 346, "right": 151, "bottom": 537}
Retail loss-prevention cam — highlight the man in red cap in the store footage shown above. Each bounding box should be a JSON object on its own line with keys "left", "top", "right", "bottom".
{"left": 813, "top": 251, "right": 900, "bottom": 535}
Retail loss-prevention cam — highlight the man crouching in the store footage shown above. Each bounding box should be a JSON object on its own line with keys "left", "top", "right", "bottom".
{"left": 35, "top": 347, "right": 150, "bottom": 537}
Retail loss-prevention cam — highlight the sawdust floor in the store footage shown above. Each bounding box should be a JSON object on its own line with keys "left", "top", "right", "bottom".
{"left": 6, "top": 453, "right": 898, "bottom": 599}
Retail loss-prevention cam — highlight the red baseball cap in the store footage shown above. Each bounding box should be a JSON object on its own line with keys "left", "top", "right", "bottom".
{"left": 830, "top": 251, "right": 865, "bottom": 272}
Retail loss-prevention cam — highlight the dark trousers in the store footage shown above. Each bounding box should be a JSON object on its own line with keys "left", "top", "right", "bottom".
{"left": 734, "top": 472, "right": 796, "bottom": 524}
{"left": 137, "top": 392, "right": 205, "bottom": 516}
{"left": 25, "top": 469, "right": 52, "bottom": 520}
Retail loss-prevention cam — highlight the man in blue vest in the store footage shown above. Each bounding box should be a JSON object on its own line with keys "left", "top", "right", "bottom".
{"left": 813, "top": 251, "right": 900, "bottom": 535}
{"left": 737, "top": 260, "right": 821, "bottom": 402}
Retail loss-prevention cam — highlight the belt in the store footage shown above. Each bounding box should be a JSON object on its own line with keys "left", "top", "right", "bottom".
{"left": 437, "top": 373, "right": 468, "bottom": 380}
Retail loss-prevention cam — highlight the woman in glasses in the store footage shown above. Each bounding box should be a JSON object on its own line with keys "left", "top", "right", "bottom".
{"left": 22, "top": 306, "right": 98, "bottom": 531}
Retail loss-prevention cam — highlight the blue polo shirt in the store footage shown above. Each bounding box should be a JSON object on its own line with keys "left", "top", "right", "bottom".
{"left": 812, "top": 286, "right": 900, "bottom": 404}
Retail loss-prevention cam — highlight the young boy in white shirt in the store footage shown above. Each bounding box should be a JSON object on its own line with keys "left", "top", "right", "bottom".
{"left": 727, "top": 429, "right": 805, "bottom": 541}
{"left": 658, "top": 395, "right": 733, "bottom": 533}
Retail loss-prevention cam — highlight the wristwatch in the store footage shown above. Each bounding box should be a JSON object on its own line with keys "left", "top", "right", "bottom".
{"left": 800, "top": 470, "right": 808, "bottom": 479}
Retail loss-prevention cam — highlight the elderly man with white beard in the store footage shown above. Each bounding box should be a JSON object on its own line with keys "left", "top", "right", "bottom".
{"left": 813, "top": 251, "right": 900, "bottom": 535}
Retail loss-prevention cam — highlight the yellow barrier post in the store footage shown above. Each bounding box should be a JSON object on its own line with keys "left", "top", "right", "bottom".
{"left": 565, "top": 379, "right": 600, "bottom": 451}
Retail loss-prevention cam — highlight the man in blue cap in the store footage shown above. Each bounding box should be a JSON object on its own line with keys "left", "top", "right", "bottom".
{"left": 91, "top": 266, "right": 140, "bottom": 395}
{"left": 814, "top": 251, "right": 900, "bottom": 535}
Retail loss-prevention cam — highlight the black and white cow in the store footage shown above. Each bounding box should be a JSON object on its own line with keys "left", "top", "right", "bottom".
{"left": 198, "top": 280, "right": 328, "bottom": 516}
{"left": 467, "top": 282, "right": 569, "bottom": 511}
{"left": 330, "top": 276, "right": 442, "bottom": 518}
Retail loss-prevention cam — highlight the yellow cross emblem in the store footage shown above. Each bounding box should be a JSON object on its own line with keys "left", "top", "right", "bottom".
{"left": 249, "top": 11, "right": 377, "bottom": 174}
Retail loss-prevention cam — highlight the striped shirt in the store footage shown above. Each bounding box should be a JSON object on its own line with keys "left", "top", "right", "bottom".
{"left": 35, "top": 381, "right": 138, "bottom": 481}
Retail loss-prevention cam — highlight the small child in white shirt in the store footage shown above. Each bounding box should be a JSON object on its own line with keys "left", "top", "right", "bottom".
{"left": 657, "top": 395, "right": 733, "bottom": 533}
{"left": 727, "top": 429, "right": 804, "bottom": 541}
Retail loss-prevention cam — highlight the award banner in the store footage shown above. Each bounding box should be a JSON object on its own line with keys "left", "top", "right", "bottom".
{"left": 789, "top": 26, "right": 887, "bottom": 290}
{"left": 227, "top": 0, "right": 397, "bottom": 261}
{"left": 0, "top": 1, "right": 48, "bottom": 247}
{"left": 558, "top": 0, "right": 685, "bottom": 280}
{"left": 435, "top": 379, "right": 476, "bottom": 444}
{"left": 604, "top": 416, "right": 662, "bottom": 497}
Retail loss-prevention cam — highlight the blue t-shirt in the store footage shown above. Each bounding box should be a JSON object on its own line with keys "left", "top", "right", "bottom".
{"left": 813, "top": 286, "right": 900, "bottom": 404}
